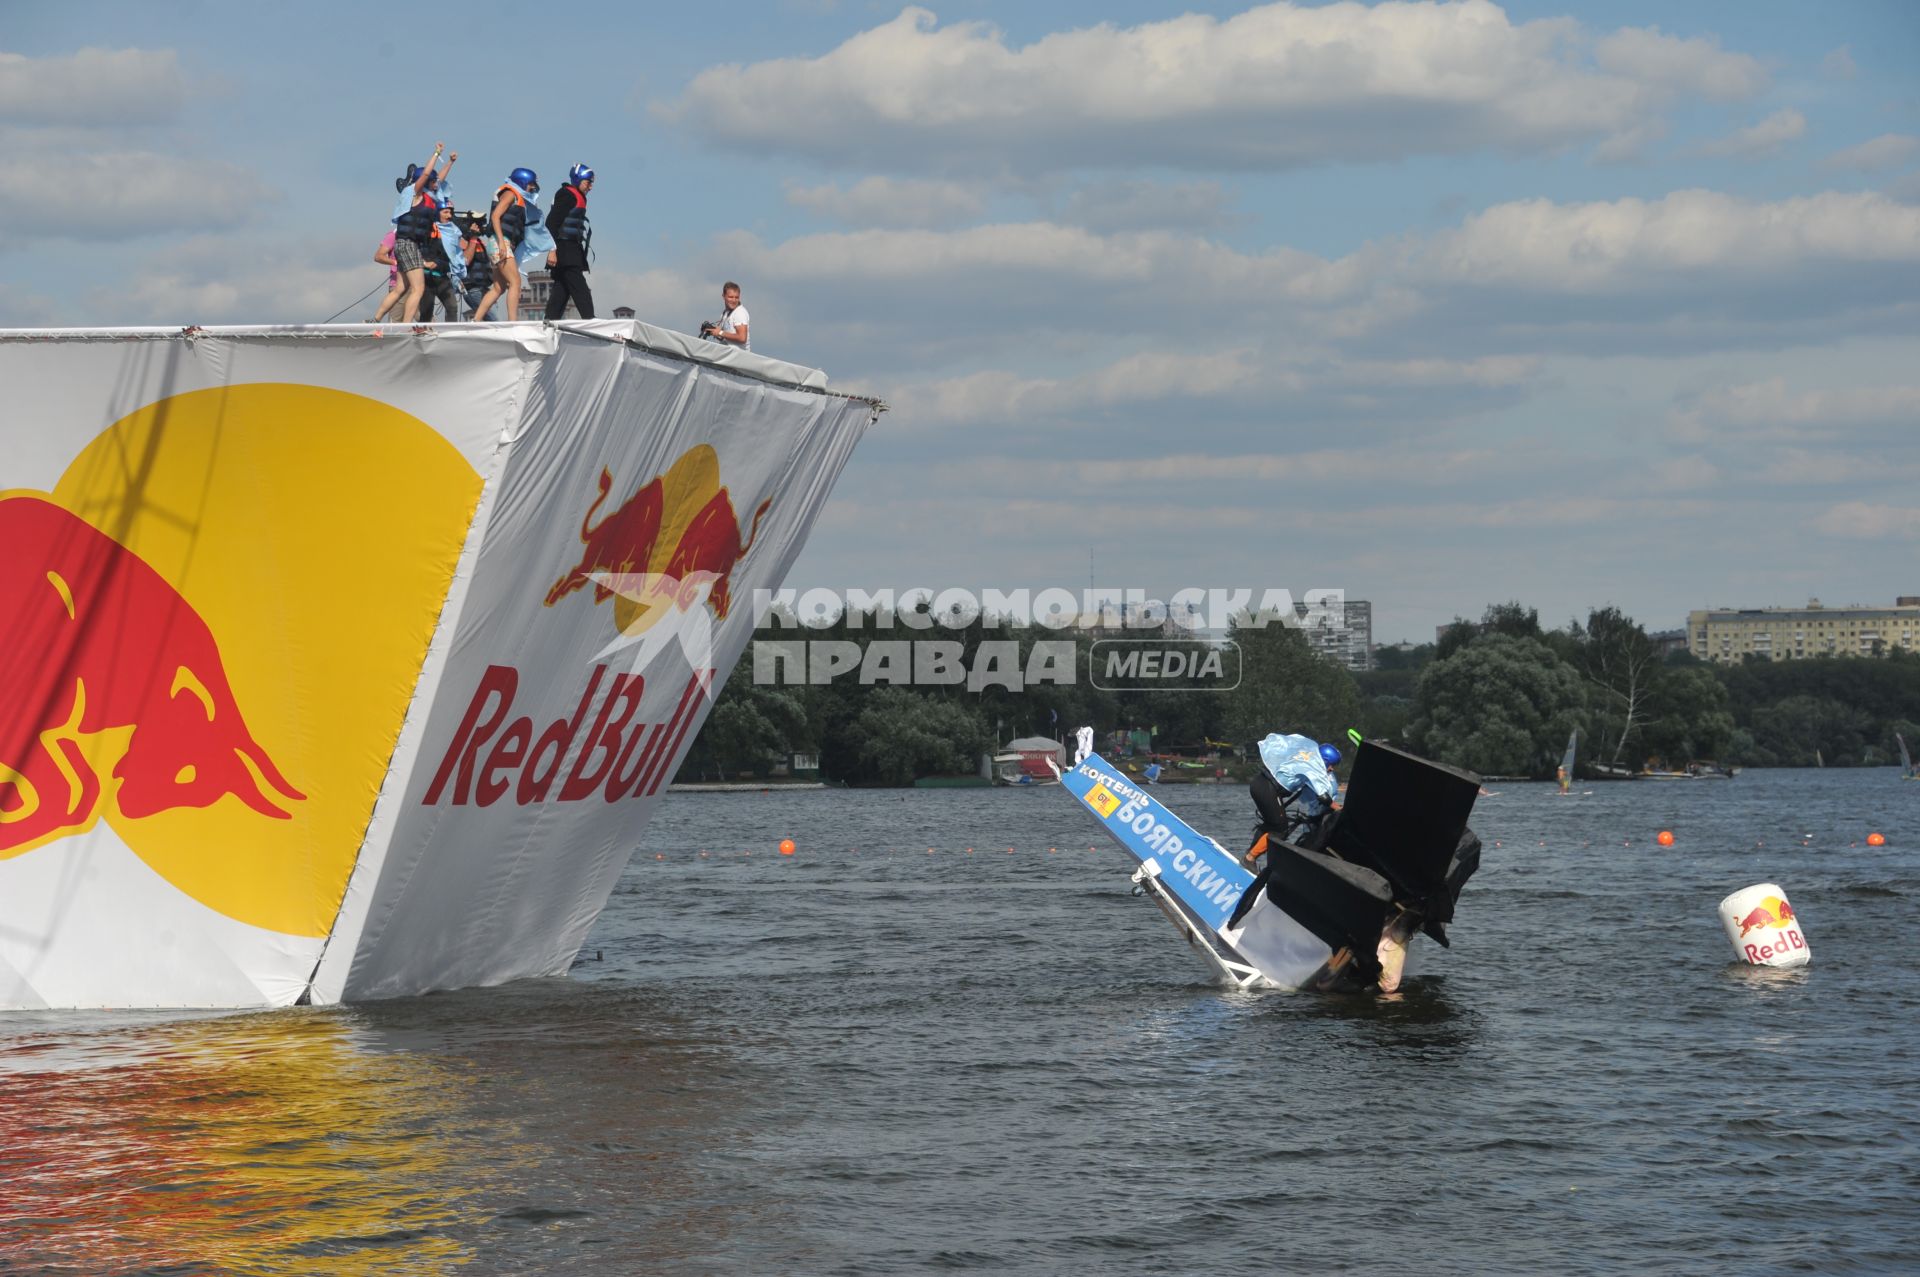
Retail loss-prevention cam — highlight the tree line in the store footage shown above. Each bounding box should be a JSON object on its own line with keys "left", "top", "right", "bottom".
{"left": 675, "top": 600, "right": 1920, "bottom": 784}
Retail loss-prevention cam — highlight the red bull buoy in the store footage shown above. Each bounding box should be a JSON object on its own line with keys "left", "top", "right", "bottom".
{"left": 1718, "top": 882, "right": 1810, "bottom": 969}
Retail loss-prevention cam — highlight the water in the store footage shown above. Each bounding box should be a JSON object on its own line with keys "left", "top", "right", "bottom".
{"left": 3, "top": 769, "right": 1915, "bottom": 1274}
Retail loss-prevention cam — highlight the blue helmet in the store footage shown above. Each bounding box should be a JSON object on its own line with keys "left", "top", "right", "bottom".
{"left": 1318, "top": 743, "right": 1343, "bottom": 769}
{"left": 510, "top": 167, "right": 538, "bottom": 193}
{"left": 569, "top": 163, "right": 595, "bottom": 185}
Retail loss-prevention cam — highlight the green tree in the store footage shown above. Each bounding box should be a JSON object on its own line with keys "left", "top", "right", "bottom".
{"left": 1577, "top": 606, "right": 1658, "bottom": 768}
{"left": 1638, "top": 665, "right": 1735, "bottom": 765}
{"left": 1748, "top": 695, "right": 1875, "bottom": 767}
{"left": 1220, "top": 613, "right": 1360, "bottom": 746}
{"left": 850, "top": 688, "right": 992, "bottom": 786}
{"left": 1410, "top": 635, "right": 1587, "bottom": 775}
{"left": 679, "top": 678, "right": 810, "bottom": 780}
{"left": 1373, "top": 643, "right": 1435, "bottom": 672}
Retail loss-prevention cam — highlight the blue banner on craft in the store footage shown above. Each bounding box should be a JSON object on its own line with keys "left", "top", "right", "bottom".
{"left": 1064, "top": 754, "right": 1254, "bottom": 933}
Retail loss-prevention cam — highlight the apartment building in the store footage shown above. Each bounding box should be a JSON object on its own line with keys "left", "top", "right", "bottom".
{"left": 1687, "top": 597, "right": 1920, "bottom": 663}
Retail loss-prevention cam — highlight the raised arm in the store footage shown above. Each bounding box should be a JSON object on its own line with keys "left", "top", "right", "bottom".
{"left": 412, "top": 142, "right": 445, "bottom": 195}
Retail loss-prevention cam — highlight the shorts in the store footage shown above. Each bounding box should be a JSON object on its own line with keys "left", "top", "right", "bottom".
{"left": 393, "top": 237, "right": 424, "bottom": 272}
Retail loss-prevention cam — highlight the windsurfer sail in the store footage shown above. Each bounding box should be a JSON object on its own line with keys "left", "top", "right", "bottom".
{"left": 1558, "top": 729, "right": 1576, "bottom": 795}
{"left": 1899, "top": 731, "right": 1917, "bottom": 781}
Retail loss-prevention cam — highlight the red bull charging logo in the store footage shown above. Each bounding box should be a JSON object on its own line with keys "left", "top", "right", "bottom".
{"left": 544, "top": 443, "right": 771, "bottom": 631}
{"left": 0, "top": 384, "right": 482, "bottom": 936}
{"left": 412, "top": 444, "right": 768, "bottom": 812}
{"left": 0, "top": 496, "right": 303, "bottom": 857}
{"left": 1736, "top": 894, "right": 1796, "bottom": 938}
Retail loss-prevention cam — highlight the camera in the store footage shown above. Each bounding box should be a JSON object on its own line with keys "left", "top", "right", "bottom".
{"left": 699, "top": 320, "right": 722, "bottom": 340}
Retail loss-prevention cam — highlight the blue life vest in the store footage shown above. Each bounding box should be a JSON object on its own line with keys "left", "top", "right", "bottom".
{"left": 464, "top": 239, "right": 493, "bottom": 289}
{"left": 393, "top": 191, "right": 438, "bottom": 242}
{"left": 494, "top": 187, "right": 527, "bottom": 246}
{"left": 555, "top": 184, "right": 589, "bottom": 242}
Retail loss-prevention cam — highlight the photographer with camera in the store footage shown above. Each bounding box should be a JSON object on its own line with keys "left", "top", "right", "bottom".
{"left": 699, "top": 281, "right": 750, "bottom": 351}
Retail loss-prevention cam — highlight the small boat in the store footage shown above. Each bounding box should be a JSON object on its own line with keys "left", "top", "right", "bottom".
{"left": 992, "top": 736, "right": 1065, "bottom": 786}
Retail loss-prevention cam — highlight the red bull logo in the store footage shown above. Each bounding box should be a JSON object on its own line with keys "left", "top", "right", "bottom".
{"left": 0, "top": 496, "right": 302, "bottom": 858}
{"left": 1731, "top": 891, "right": 1807, "bottom": 964}
{"left": 2, "top": 382, "right": 484, "bottom": 938}
{"left": 1736, "top": 896, "right": 1795, "bottom": 937}
{"left": 544, "top": 444, "right": 771, "bottom": 629}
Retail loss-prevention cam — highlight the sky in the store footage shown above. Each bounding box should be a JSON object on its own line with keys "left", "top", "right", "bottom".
{"left": 4, "top": 0, "right": 1918, "bottom": 643}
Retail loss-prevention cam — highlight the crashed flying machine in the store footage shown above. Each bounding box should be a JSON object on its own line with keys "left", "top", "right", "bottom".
{"left": 1063, "top": 736, "right": 1483, "bottom": 993}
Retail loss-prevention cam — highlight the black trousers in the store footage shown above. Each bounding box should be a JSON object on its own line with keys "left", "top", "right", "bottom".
{"left": 545, "top": 264, "right": 594, "bottom": 319}
{"left": 419, "top": 276, "right": 457, "bottom": 321}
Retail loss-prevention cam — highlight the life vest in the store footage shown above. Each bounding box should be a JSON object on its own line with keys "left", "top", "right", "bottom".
{"left": 393, "top": 189, "right": 439, "bottom": 242}
{"left": 555, "top": 184, "right": 590, "bottom": 243}
{"left": 464, "top": 239, "right": 493, "bottom": 289}
{"left": 494, "top": 186, "right": 527, "bottom": 246}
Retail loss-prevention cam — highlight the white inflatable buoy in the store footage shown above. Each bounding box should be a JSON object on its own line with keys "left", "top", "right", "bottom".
{"left": 1718, "top": 882, "right": 1810, "bottom": 969}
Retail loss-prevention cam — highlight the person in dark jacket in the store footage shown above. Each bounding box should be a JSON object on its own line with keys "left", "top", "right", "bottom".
{"left": 416, "top": 208, "right": 459, "bottom": 321}
{"left": 461, "top": 216, "right": 495, "bottom": 320}
{"left": 544, "top": 163, "right": 595, "bottom": 319}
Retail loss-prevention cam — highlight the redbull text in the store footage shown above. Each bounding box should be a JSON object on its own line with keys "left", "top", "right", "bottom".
{"left": 423, "top": 663, "right": 715, "bottom": 807}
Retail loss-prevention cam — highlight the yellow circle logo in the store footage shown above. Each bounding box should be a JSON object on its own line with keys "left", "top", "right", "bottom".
{"left": 0, "top": 384, "right": 480, "bottom": 936}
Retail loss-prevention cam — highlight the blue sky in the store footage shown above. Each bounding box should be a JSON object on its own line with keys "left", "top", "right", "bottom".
{"left": 5, "top": 1, "right": 1917, "bottom": 642}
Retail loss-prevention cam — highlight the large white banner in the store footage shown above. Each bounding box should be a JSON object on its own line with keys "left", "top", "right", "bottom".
{"left": 0, "top": 324, "right": 876, "bottom": 1008}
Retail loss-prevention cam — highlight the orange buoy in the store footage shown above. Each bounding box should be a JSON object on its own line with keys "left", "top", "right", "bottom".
{"left": 1868, "top": 832, "right": 1887, "bottom": 847}
{"left": 1657, "top": 830, "right": 1675, "bottom": 846}
{"left": 778, "top": 838, "right": 796, "bottom": 856}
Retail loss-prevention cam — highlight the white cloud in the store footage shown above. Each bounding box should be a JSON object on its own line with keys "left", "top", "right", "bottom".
{"left": 1694, "top": 108, "right": 1806, "bottom": 158}
{"left": 0, "top": 46, "right": 266, "bottom": 241}
{"left": 885, "top": 349, "right": 1540, "bottom": 429}
{"left": 1405, "top": 190, "right": 1920, "bottom": 292}
{"left": 1643, "top": 455, "right": 1722, "bottom": 492}
{"left": 105, "top": 234, "right": 392, "bottom": 324}
{"left": 1059, "top": 179, "right": 1233, "bottom": 232}
{"left": 522, "top": 190, "right": 1913, "bottom": 403}
{"left": 1751, "top": 449, "right": 1916, "bottom": 486}
{"left": 1824, "top": 133, "right": 1920, "bottom": 173}
{"left": 661, "top": 2, "right": 1767, "bottom": 174}
{"left": 15, "top": 146, "right": 276, "bottom": 239}
{"left": 1671, "top": 377, "right": 1920, "bottom": 441}
{"left": 0, "top": 281, "right": 61, "bottom": 326}
{"left": 1591, "top": 27, "right": 1766, "bottom": 100}
{"left": 784, "top": 176, "right": 986, "bottom": 227}
{"left": 1814, "top": 501, "right": 1920, "bottom": 539}
{"left": 913, "top": 447, "right": 1501, "bottom": 488}
{"left": 0, "top": 48, "right": 196, "bottom": 126}
{"left": 696, "top": 189, "right": 1920, "bottom": 370}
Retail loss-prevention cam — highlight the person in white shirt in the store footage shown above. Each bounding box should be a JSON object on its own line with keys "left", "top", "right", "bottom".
{"left": 701, "top": 281, "right": 751, "bottom": 351}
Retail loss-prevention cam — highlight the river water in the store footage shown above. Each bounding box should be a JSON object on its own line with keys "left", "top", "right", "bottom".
{"left": 2, "top": 768, "right": 1915, "bottom": 1275}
